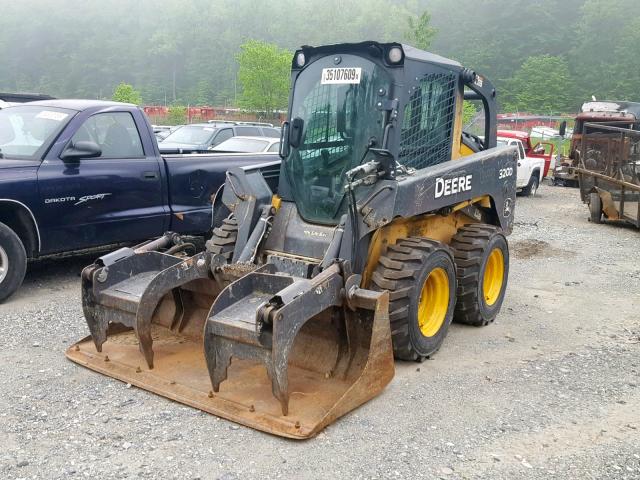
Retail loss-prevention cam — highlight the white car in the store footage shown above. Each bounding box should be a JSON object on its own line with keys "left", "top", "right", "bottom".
{"left": 498, "top": 136, "right": 545, "bottom": 196}
{"left": 209, "top": 136, "right": 280, "bottom": 154}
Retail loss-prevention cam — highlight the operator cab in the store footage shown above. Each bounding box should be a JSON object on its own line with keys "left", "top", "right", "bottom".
{"left": 278, "top": 42, "right": 498, "bottom": 227}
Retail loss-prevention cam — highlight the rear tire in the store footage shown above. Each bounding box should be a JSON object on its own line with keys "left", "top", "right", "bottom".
{"left": 450, "top": 225, "right": 509, "bottom": 326}
{"left": 522, "top": 175, "right": 539, "bottom": 197}
{"left": 0, "top": 222, "right": 27, "bottom": 303}
{"left": 205, "top": 215, "right": 238, "bottom": 262}
{"left": 589, "top": 192, "right": 603, "bottom": 224}
{"left": 371, "top": 237, "right": 456, "bottom": 362}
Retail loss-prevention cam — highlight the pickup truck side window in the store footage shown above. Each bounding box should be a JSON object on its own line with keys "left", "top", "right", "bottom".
{"left": 517, "top": 142, "right": 525, "bottom": 160}
{"left": 212, "top": 128, "right": 233, "bottom": 146}
{"left": 71, "top": 112, "right": 144, "bottom": 158}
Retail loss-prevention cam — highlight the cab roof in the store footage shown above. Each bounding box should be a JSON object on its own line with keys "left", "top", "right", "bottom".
{"left": 297, "top": 41, "right": 462, "bottom": 69}
{"left": 23, "top": 99, "right": 136, "bottom": 111}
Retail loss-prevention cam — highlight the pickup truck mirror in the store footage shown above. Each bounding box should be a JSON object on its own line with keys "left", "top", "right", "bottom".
{"left": 61, "top": 141, "right": 102, "bottom": 161}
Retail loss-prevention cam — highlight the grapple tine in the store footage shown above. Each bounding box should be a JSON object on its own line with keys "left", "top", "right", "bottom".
{"left": 81, "top": 265, "right": 108, "bottom": 353}
{"left": 204, "top": 263, "right": 357, "bottom": 416}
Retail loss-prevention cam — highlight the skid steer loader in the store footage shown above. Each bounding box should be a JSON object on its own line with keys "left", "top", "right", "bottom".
{"left": 67, "top": 41, "right": 517, "bottom": 438}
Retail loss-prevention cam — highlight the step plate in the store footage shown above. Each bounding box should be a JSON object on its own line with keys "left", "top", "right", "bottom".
{"left": 65, "top": 326, "right": 371, "bottom": 439}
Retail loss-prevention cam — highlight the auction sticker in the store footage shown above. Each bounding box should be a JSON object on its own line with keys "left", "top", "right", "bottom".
{"left": 36, "top": 111, "right": 68, "bottom": 122}
{"left": 321, "top": 67, "right": 361, "bottom": 85}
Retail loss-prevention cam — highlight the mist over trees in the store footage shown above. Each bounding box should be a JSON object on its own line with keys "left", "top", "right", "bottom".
{"left": 0, "top": 0, "right": 638, "bottom": 113}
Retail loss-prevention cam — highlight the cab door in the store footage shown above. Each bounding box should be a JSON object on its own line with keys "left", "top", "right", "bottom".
{"left": 511, "top": 140, "right": 529, "bottom": 188}
{"left": 37, "top": 110, "right": 167, "bottom": 253}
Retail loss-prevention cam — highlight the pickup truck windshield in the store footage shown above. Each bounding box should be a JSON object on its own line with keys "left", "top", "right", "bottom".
{"left": 0, "top": 106, "right": 74, "bottom": 160}
{"left": 162, "top": 125, "right": 216, "bottom": 145}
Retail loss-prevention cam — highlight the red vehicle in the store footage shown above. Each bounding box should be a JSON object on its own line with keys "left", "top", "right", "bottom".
{"left": 497, "top": 130, "right": 555, "bottom": 177}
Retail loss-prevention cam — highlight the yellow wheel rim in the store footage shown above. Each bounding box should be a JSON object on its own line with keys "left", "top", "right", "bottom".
{"left": 483, "top": 248, "right": 505, "bottom": 306}
{"left": 418, "top": 267, "right": 450, "bottom": 337}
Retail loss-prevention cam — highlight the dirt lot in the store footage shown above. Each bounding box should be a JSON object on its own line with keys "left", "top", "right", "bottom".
{"left": 1, "top": 183, "right": 639, "bottom": 480}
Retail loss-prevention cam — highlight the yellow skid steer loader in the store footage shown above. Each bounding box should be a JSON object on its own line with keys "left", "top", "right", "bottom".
{"left": 67, "top": 41, "right": 517, "bottom": 438}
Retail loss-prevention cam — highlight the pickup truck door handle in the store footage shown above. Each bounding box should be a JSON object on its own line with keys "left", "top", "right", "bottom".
{"left": 141, "top": 171, "right": 159, "bottom": 180}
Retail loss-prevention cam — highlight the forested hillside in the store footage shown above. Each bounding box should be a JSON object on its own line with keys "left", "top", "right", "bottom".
{"left": 0, "top": 0, "right": 638, "bottom": 112}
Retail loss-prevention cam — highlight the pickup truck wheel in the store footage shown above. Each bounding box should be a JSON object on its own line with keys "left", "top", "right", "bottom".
{"left": 0, "top": 222, "right": 27, "bottom": 303}
{"left": 589, "top": 192, "right": 603, "bottom": 224}
{"left": 522, "top": 175, "right": 539, "bottom": 197}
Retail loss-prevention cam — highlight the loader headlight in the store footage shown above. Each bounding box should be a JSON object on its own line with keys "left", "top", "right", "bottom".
{"left": 387, "top": 46, "right": 403, "bottom": 64}
{"left": 295, "top": 52, "right": 306, "bottom": 68}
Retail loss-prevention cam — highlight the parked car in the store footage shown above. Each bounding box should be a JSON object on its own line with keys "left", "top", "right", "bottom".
{"left": 152, "top": 124, "right": 181, "bottom": 142}
{"left": 159, "top": 122, "right": 281, "bottom": 154}
{"left": 497, "top": 136, "right": 545, "bottom": 196}
{"left": 0, "top": 99, "right": 280, "bottom": 301}
{"left": 497, "top": 130, "right": 555, "bottom": 177}
{"left": 210, "top": 136, "right": 280, "bottom": 153}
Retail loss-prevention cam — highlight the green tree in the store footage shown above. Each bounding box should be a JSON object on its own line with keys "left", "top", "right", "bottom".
{"left": 112, "top": 82, "right": 142, "bottom": 104}
{"left": 236, "top": 40, "right": 290, "bottom": 116}
{"left": 462, "top": 101, "right": 477, "bottom": 126}
{"left": 405, "top": 10, "right": 437, "bottom": 50}
{"left": 571, "top": 0, "right": 640, "bottom": 102}
{"left": 502, "top": 55, "right": 572, "bottom": 113}
{"left": 167, "top": 105, "right": 186, "bottom": 125}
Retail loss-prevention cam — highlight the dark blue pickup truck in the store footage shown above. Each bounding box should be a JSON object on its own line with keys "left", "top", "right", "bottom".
{"left": 0, "top": 99, "right": 279, "bottom": 301}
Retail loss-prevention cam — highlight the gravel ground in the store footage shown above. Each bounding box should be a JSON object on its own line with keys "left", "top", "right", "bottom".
{"left": 1, "top": 182, "right": 639, "bottom": 480}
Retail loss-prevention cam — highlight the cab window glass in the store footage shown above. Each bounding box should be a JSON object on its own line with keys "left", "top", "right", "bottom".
{"left": 71, "top": 112, "right": 144, "bottom": 158}
{"left": 400, "top": 72, "right": 457, "bottom": 169}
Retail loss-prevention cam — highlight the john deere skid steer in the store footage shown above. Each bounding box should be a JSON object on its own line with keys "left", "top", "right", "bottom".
{"left": 67, "top": 42, "right": 517, "bottom": 438}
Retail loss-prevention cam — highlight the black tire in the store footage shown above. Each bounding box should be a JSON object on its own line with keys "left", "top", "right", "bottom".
{"left": 205, "top": 214, "right": 238, "bottom": 262}
{"left": 371, "top": 237, "right": 457, "bottom": 362}
{"left": 450, "top": 225, "right": 509, "bottom": 326}
{"left": 522, "top": 174, "right": 539, "bottom": 197}
{"left": 0, "top": 222, "right": 27, "bottom": 303}
{"left": 589, "top": 192, "right": 603, "bottom": 224}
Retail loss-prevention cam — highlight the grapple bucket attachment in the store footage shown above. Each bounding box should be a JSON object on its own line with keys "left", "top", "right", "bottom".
{"left": 67, "top": 252, "right": 394, "bottom": 438}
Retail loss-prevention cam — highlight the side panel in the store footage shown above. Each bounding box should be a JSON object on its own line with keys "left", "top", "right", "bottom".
{"left": 336, "top": 147, "right": 517, "bottom": 269}
{"left": 0, "top": 165, "right": 42, "bottom": 255}
{"left": 361, "top": 207, "right": 482, "bottom": 287}
{"left": 162, "top": 153, "right": 279, "bottom": 234}
{"left": 37, "top": 108, "right": 167, "bottom": 254}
